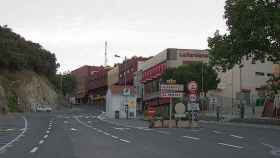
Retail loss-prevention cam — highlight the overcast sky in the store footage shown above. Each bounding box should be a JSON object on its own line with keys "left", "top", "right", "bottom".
{"left": 0, "top": 0, "right": 227, "bottom": 72}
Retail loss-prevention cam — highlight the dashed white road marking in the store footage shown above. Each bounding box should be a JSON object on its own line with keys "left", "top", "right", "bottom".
{"left": 230, "top": 134, "right": 244, "bottom": 139}
{"left": 97, "top": 129, "right": 103, "bottom": 133}
{"left": 119, "top": 139, "right": 131, "bottom": 143}
{"left": 157, "top": 131, "right": 170, "bottom": 135}
{"left": 213, "top": 130, "right": 222, "bottom": 134}
{"left": 46, "top": 130, "right": 50, "bottom": 134}
{"left": 43, "top": 135, "right": 48, "bottom": 139}
{"left": 39, "top": 140, "right": 44, "bottom": 144}
{"left": 111, "top": 135, "right": 119, "bottom": 139}
{"left": 103, "top": 132, "right": 110, "bottom": 136}
{"left": 30, "top": 147, "right": 39, "bottom": 153}
{"left": 70, "top": 128, "right": 78, "bottom": 131}
{"left": 64, "top": 121, "right": 69, "bottom": 124}
{"left": 0, "top": 116, "right": 28, "bottom": 153}
{"left": 182, "top": 136, "right": 201, "bottom": 140}
{"left": 218, "top": 143, "right": 244, "bottom": 149}
{"left": 48, "top": 127, "right": 51, "bottom": 130}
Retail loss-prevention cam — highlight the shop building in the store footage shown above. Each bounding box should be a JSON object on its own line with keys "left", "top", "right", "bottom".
{"left": 118, "top": 56, "right": 149, "bottom": 85}
{"left": 71, "top": 65, "right": 103, "bottom": 104}
{"left": 140, "top": 48, "right": 209, "bottom": 111}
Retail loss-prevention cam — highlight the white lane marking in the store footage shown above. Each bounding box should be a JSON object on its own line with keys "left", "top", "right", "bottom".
{"left": 230, "top": 134, "right": 244, "bottom": 139}
{"left": 39, "top": 140, "right": 44, "bottom": 144}
{"left": 157, "top": 131, "right": 170, "bottom": 135}
{"left": 0, "top": 116, "right": 28, "bottom": 153}
{"left": 143, "top": 128, "right": 153, "bottom": 131}
{"left": 97, "top": 129, "right": 103, "bottom": 133}
{"left": 213, "top": 130, "right": 222, "bottom": 134}
{"left": 64, "top": 121, "right": 68, "bottom": 124}
{"left": 30, "top": 147, "right": 39, "bottom": 153}
{"left": 43, "top": 135, "right": 48, "bottom": 139}
{"left": 70, "top": 128, "right": 78, "bottom": 131}
{"left": 103, "top": 132, "right": 110, "bottom": 136}
{"left": 182, "top": 136, "right": 200, "bottom": 140}
{"left": 119, "top": 139, "right": 131, "bottom": 143}
{"left": 87, "top": 121, "right": 92, "bottom": 123}
{"left": 48, "top": 127, "right": 51, "bottom": 130}
{"left": 262, "top": 143, "right": 275, "bottom": 149}
{"left": 111, "top": 135, "right": 119, "bottom": 139}
{"left": 46, "top": 130, "right": 50, "bottom": 134}
{"left": 218, "top": 143, "right": 244, "bottom": 149}
{"left": 113, "top": 127, "right": 130, "bottom": 130}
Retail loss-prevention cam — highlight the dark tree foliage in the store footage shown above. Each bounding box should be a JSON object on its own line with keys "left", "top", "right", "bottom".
{"left": 208, "top": 0, "right": 280, "bottom": 71}
{"left": 162, "top": 63, "right": 220, "bottom": 94}
{"left": 0, "top": 25, "right": 59, "bottom": 79}
{"left": 55, "top": 73, "right": 77, "bottom": 96}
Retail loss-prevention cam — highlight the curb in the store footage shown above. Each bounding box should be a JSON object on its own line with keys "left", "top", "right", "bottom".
{"left": 199, "top": 120, "right": 280, "bottom": 130}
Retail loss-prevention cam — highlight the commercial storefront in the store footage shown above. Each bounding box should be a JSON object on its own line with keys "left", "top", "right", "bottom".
{"left": 140, "top": 48, "right": 209, "bottom": 111}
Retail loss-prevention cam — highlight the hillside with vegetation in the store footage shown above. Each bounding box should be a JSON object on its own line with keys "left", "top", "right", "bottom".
{"left": 0, "top": 25, "right": 70, "bottom": 113}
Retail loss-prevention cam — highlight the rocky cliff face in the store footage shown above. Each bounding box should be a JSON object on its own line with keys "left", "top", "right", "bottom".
{"left": 0, "top": 71, "right": 62, "bottom": 114}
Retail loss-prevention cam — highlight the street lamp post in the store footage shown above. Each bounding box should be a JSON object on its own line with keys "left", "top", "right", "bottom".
{"left": 115, "top": 54, "right": 128, "bottom": 119}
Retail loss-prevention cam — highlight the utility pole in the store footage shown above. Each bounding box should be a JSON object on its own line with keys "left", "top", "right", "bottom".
{"left": 201, "top": 62, "right": 204, "bottom": 96}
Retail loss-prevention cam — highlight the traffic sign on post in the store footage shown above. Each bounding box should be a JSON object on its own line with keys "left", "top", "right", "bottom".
{"left": 189, "top": 94, "right": 197, "bottom": 102}
{"left": 188, "top": 81, "right": 198, "bottom": 93}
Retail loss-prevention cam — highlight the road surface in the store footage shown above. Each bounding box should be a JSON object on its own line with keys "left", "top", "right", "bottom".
{"left": 0, "top": 105, "right": 279, "bottom": 158}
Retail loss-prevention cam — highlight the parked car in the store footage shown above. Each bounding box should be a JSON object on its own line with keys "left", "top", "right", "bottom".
{"left": 36, "top": 105, "right": 52, "bottom": 112}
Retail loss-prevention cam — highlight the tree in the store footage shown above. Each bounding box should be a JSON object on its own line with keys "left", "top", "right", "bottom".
{"left": 55, "top": 73, "right": 77, "bottom": 96}
{"left": 0, "top": 25, "right": 59, "bottom": 79}
{"left": 162, "top": 63, "right": 220, "bottom": 94}
{"left": 208, "top": 0, "right": 280, "bottom": 71}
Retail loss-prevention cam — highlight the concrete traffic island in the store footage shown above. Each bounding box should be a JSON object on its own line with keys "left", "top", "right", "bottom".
{"left": 149, "top": 119, "right": 199, "bottom": 128}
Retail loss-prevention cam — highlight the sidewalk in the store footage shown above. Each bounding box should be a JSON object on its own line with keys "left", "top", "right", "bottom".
{"left": 200, "top": 112, "right": 280, "bottom": 129}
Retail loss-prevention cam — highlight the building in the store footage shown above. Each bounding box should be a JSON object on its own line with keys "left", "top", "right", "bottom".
{"left": 140, "top": 48, "right": 209, "bottom": 112}
{"left": 71, "top": 65, "right": 103, "bottom": 104}
{"left": 88, "top": 66, "right": 112, "bottom": 105}
{"left": 210, "top": 59, "right": 275, "bottom": 115}
{"left": 106, "top": 85, "right": 136, "bottom": 119}
{"left": 108, "top": 64, "right": 119, "bottom": 87}
{"left": 118, "top": 56, "right": 149, "bottom": 85}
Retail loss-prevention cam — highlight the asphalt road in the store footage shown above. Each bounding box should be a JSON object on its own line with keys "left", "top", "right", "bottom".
{"left": 1, "top": 105, "right": 280, "bottom": 158}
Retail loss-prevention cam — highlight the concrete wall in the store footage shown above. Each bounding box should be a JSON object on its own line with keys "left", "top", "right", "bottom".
{"left": 216, "top": 59, "right": 273, "bottom": 98}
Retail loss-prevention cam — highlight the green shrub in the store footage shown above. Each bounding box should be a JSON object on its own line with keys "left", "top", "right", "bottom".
{"left": 7, "top": 96, "right": 18, "bottom": 112}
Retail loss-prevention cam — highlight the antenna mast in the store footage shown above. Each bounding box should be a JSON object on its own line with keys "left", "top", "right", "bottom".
{"left": 105, "top": 41, "right": 108, "bottom": 66}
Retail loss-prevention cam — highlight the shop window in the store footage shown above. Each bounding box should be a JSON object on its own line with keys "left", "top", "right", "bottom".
{"left": 255, "top": 72, "right": 265, "bottom": 76}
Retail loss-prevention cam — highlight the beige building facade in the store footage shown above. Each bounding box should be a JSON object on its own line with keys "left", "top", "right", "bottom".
{"left": 107, "top": 65, "right": 119, "bottom": 87}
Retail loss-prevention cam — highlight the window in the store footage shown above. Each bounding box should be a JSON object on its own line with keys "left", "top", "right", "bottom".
{"left": 267, "top": 73, "right": 274, "bottom": 77}
{"left": 255, "top": 72, "right": 265, "bottom": 76}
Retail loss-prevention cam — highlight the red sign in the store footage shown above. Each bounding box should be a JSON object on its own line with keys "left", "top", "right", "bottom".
{"left": 148, "top": 107, "right": 156, "bottom": 117}
{"left": 188, "top": 81, "right": 198, "bottom": 93}
{"left": 141, "top": 63, "right": 166, "bottom": 83}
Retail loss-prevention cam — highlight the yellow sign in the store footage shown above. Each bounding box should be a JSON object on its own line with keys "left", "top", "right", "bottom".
{"left": 166, "top": 79, "right": 176, "bottom": 84}
{"left": 128, "top": 100, "right": 136, "bottom": 108}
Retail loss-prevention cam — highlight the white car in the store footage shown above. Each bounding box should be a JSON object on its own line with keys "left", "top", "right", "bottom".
{"left": 36, "top": 105, "right": 52, "bottom": 112}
